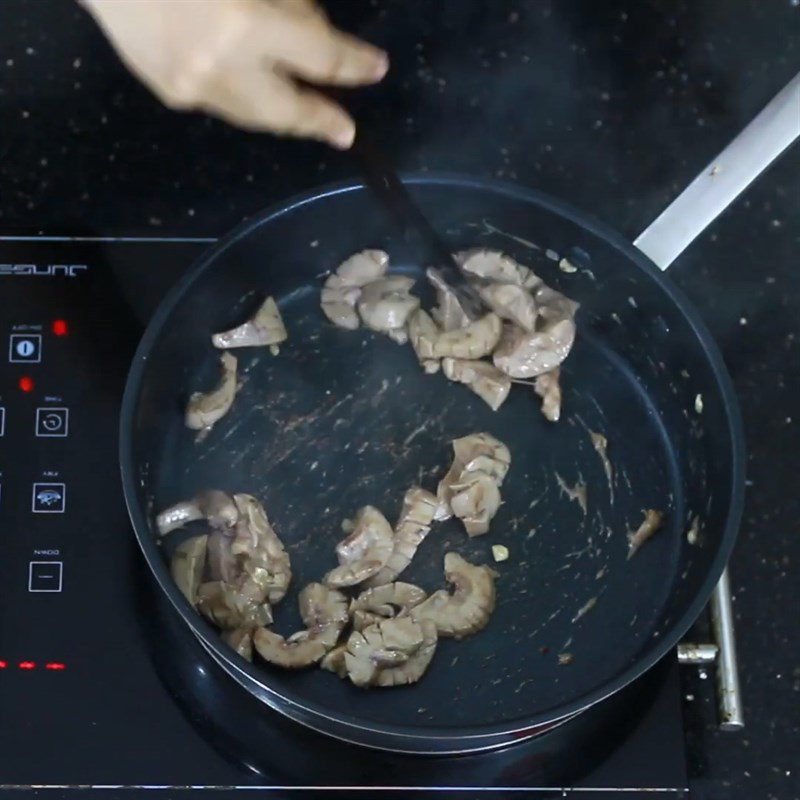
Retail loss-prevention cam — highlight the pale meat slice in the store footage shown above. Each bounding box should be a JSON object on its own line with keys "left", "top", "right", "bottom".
{"left": 357, "top": 275, "right": 420, "bottom": 340}
{"left": 194, "top": 493, "right": 290, "bottom": 630}
{"left": 493, "top": 318, "right": 576, "bottom": 378}
{"left": 343, "top": 617, "right": 433, "bottom": 687}
{"left": 350, "top": 581, "right": 428, "bottom": 630}
{"left": 407, "top": 308, "right": 440, "bottom": 374}
{"left": 427, "top": 268, "right": 470, "bottom": 331}
{"left": 253, "top": 628, "right": 328, "bottom": 669}
{"left": 436, "top": 433, "right": 511, "bottom": 525}
{"left": 363, "top": 488, "right": 439, "bottom": 587}
{"left": 156, "top": 489, "right": 239, "bottom": 536}
{"left": 185, "top": 352, "right": 239, "bottom": 432}
{"left": 324, "top": 505, "right": 394, "bottom": 588}
{"left": 321, "top": 249, "right": 389, "bottom": 329}
{"left": 441, "top": 357, "right": 511, "bottom": 411}
{"left": 170, "top": 534, "right": 208, "bottom": 604}
{"left": 212, "top": 296, "right": 287, "bottom": 349}
{"left": 221, "top": 627, "right": 254, "bottom": 662}
{"left": 476, "top": 282, "right": 537, "bottom": 332}
{"left": 411, "top": 552, "right": 497, "bottom": 639}
{"left": 231, "top": 493, "right": 291, "bottom": 605}
{"left": 534, "top": 367, "right": 562, "bottom": 422}
{"left": 448, "top": 472, "right": 501, "bottom": 537}
{"left": 374, "top": 620, "right": 438, "bottom": 687}
{"left": 493, "top": 285, "right": 578, "bottom": 378}
{"left": 456, "top": 248, "right": 541, "bottom": 289}
{"left": 433, "top": 312, "right": 502, "bottom": 360}
{"left": 196, "top": 580, "right": 273, "bottom": 629}
{"left": 298, "top": 582, "right": 349, "bottom": 648}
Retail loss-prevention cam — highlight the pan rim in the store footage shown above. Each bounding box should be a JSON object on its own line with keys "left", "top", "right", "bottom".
{"left": 120, "top": 172, "right": 745, "bottom": 746}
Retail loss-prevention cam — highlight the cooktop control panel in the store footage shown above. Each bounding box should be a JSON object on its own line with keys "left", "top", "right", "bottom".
{"left": 0, "top": 241, "right": 200, "bottom": 684}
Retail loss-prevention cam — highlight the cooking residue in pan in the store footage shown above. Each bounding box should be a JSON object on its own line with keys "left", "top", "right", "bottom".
{"left": 571, "top": 596, "right": 597, "bottom": 623}
{"left": 589, "top": 430, "right": 614, "bottom": 504}
{"left": 555, "top": 472, "right": 588, "bottom": 516}
{"left": 627, "top": 509, "right": 665, "bottom": 559}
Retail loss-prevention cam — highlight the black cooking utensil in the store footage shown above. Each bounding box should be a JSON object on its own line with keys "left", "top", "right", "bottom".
{"left": 350, "top": 131, "right": 484, "bottom": 319}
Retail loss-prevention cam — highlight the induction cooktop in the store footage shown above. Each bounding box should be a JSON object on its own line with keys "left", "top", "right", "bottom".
{"left": 0, "top": 235, "right": 691, "bottom": 798}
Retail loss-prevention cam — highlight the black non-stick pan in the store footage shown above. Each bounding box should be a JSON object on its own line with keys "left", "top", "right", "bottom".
{"left": 120, "top": 76, "right": 798, "bottom": 754}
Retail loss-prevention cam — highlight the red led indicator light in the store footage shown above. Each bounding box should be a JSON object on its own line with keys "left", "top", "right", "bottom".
{"left": 52, "top": 319, "right": 69, "bottom": 336}
{"left": 18, "top": 376, "right": 35, "bottom": 393}
{"left": 0, "top": 661, "right": 7, "bottom": 669}
{"left": 45, "top": 662, "right": 66, "bottom": 671}
{"left": 18, "top": 661, "right": 36, "bottom": 670}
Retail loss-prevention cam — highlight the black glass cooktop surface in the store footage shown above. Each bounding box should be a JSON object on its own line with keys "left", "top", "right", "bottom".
{"left": 0, "top": 237, "right": 688, "bottom": 799}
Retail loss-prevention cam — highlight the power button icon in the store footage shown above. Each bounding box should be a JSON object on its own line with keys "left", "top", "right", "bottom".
{"left": 9, "top": 333, "right": 42, "bottom": 363}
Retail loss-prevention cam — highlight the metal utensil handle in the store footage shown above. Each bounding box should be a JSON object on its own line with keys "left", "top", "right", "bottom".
{"left": 710, "top": 568, "right": 745, "bottom": 730}
{"left": 634, "top": 72, "right": 800, "bottom": 270}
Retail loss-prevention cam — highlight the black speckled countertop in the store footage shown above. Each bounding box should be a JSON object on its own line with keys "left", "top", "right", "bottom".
{"left": 1, "top": 0, "right": 798, "bottom": 797}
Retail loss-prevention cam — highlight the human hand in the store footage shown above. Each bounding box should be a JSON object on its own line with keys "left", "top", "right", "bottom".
{"left": 81, "top": 0, "right": 388, "bottom": 148}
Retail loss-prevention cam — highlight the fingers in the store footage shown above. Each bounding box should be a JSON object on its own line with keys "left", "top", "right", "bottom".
{"left": 283, "top": 85, "right": 356, "bottom": 147}
{"left": 206, "top": 70, "right": 356, "bottom": 149}
{"left": 249, "top": 2, "right": 388, "bottom": 87}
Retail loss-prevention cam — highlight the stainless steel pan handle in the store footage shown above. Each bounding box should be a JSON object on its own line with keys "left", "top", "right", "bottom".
{"left": 634, "top": 72, "right": 800, "bottom": 270}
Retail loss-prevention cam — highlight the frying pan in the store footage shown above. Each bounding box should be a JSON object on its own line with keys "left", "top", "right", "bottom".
{"left": 120, "top": 75, "right": 799, "bottom": 754}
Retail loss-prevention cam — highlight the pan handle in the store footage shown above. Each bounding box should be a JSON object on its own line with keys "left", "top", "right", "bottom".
{"left": 634, "top": 72, "right": 800, "bottom": 270}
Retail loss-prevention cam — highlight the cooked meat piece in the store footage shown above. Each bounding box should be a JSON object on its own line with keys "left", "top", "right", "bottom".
{"left": 493, "top": 318, "right": 576, "bottom": 378}
{"left": 408, "top": 308, "right": 440, "bottom": 361}
{"left": 207, "top": 528, "right": 237, "bottom": 583}
{"left": 357, "top": 275, "right": 420, "bottom": 339}
{"left": 321, "top": 275, "right": 362, "bottom": 330}
{"left": 476, "top": 282, "right": 537, "bottom": 332}
{"left": 343, "top": 617, "right": 430, "bottom": 687}
{"left": 350, "top": 582, "right": 428, "bottom": 630}
{"left": 433, "top": 312, "right": 502, "bottom": 359}
{"left": 156, "top": 490, "right": 239, "bottom": 536}
{"left": 170, "top": 534, "right": 208, "bottom": 604}
{"left": 364, "top": 488, "right": 439, "bottom": 587}
{"left": 193, "top": 494, "right": 291, "bottom": 630}
{"left": 320, "top": 644, "right": 348, "bottom": 677}
{"left": 411, "top": 552, "right": 497, "bottom": 639}
{"left": 456, "top": 248, "right": 541, "bottom": 289}
{"left": 535, "top": 285, "right": 579, "bottom": 324}
{"left": 231, "top": 493, "right": 291, "bottom": 604}
{"left": 387, "top": 327, "right": 409, "bottom": 345}
{"left": 449, "top": 471, "right": 501, "bottom": 536}
{"left": 298, "top": 583, "right": 349, "bottom": 648}
{"left": 212, "top": 296, "right": 287, "bottom": 349}
{"left": 374, "top": 620, "right": 438, "bottom": 687}
{"left": 627, "top": 509, "right": 664, "bottom": 559}
{"left": 253, "top": 628, "right": 328, "bottom": 669}
{"left": 185, "top": 352, "right": 239, "bottom": 432}
{"left": 324, "top": 505, "right": 394, "bottom": 588}
{"left": 534, "top": 368, "right": 562, "bottom": 422}
{"left": 320, "top": 249, "right": 389, "bottom": 330}
{"left": 452, "top": 432, "right": 511, "bottom": 482}
{"left": 221, "top": 627, "right": 254, "bottom": 662}
{"left": 196, "top": 580, "right": 273, "bottom": 629}
{"left": 427, "top": 268, "right": 470, "bottom": 331}
{"left": 493, "top": 284, "right": 578, "bottom": 378}
{"left": 436, "top": 433, "right": 511, "bottom": 527}
{"left": 442, "top": 357, "right": 511, "bottom": 411}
